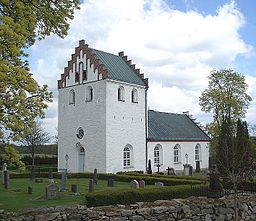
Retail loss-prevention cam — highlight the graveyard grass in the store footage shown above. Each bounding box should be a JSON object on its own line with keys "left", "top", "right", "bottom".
{"left": 0, "top": 177, "right": 131, "bottom": 211}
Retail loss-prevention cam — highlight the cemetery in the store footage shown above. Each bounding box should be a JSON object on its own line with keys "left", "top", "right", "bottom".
{"left": 0, "top": 162, "right": 210, "bottom": 212}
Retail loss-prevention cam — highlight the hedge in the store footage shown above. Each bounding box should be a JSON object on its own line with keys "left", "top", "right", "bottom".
{"left": 10, "top": 172, "right": 206, "bottom": 186}
{"left": 85, "top": 185, "right": 203, "bottom": 207}
{"left": 21, "top": 155, "right": 57, "bottom": 165}
{"left": 116, "top": 171, "right": 208, "bottom": 182}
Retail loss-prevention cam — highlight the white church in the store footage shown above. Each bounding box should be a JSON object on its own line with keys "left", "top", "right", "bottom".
{"left": 58, "top": 40, "right": 210, "bottom": 174}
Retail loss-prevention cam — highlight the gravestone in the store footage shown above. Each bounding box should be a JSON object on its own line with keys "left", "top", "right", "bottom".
{"left": 2, "top": 163, "right": 7, "bottom": 185}
{"left": 139, "top": 180, "right": 145, "bottom": 188}
{"left": 156, "top": 164, "right": 161, "bottom": 173}
{"left": 28, "top": 186, "right": 32, "bottom": 194}
{"left": 45, "top": 183, "right": 59, "bottom": 200}
{"left": 155, "top": 182, "right": 164, "bottom": 187}
{"left": 3, "top": 163, "right": 10, "bottom": 189}
{"left": 130, "top": 180, "right": 139, "bottom": 189}
{"left": 183, "top": 164, "right": 191, "bottom": 176}
{"left": 48, "top": 169, "right": 54, "bottom": 183}
{"left": 93, "top": 168, "right": 98, "bottom": 184}
{"left": 195, "top": 161, "right": 201, "bottom": 172}
{"left": 189, "top": 166, "right": 193, "bottom": 176}
{"left": 107, "top": 178, "right": 114, "bottom": 187}
{"left": 71, "top": 184, "right": 77, "bottom": 193}
{"left": 35, "top": 178, "right": 43, "bottom": 183}
{"left": 147, "top": 160, "right": 152, "bottom": 174}
{"left": 208, "top": 164, "right": 223, "bottom": 198}
{"left": 166, "top": 167, "right": 176, "bottom": 175}
{"left": 89, "top": 179, "right": 94, "bottom": 192}
{"left": 60, "top": 171, "right": 67, "bottom": 192}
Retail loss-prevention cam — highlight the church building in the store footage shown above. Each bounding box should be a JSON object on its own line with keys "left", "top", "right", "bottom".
{"left": 58, "top": 40, "right": 210, "bottom": 173}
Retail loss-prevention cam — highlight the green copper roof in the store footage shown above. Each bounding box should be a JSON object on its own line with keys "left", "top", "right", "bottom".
{"left": 148, "top": 110, "right": 210, "bottom": 141}
{"left": 91, "top": 49, "right": 145, "bottom": 86}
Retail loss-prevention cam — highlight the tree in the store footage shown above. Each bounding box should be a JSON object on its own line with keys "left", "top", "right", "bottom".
{"left": 216, "top": 119, "right": 255, "bottom": 221}
{"left": 20, "top": 120, "right": 51, "bottom": 178}
{"left": 199, "top": 69, "right": 252, "bottom": 153}
{"left": 0, "top": 0, "right": 80, "bottom": 141}
{"left": 0, "top": 144, "right": 26, "bottom": 172}
{"left": 199, "top": 69, "right": 251, "bottom": 128}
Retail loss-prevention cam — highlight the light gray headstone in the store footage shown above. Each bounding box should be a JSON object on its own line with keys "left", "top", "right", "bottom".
{"left": 45, "top": 183, "right": 59, "bottom": 200}
{"left": 130, "top": 180, "right": 139, "bottom": 188}
{"left": 139, "top": 180, "right": 145, "bottom": 188}
{"left": 155, "top": 182, "right": 164, "bottom": 187}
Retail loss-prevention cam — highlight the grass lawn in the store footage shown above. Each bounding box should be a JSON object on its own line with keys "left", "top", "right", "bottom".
{"left": 0, "top": 177, "right": 131, "bottom": 212}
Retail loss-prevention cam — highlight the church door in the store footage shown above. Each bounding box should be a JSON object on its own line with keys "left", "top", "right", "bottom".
{"left": 78, "top": 147, "right": 85, "bottom": 172}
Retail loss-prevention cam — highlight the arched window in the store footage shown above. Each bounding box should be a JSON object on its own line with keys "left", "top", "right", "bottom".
{"left": 131, "top": 89, "right": 138, "bottom": 103}
{"left": 79, "top": 62, "right": 87, "bottom": 81}
{"left": 154, "top": 144, "right": 163, "bottom": 165}
{"left": 123, "top": 145, "right": 133, "bottom": 168}
{"left": 195, "top": 144, "right": 201, "bottom": 161}
{"left": 69, "top": 89, "right": 75, "bottom": 105}
{"left": 86, "top": 86, "right": 93, "bottom": 102}
{"left": 174, "top": 144, "right": 181, "bottom": 163}
{"left": 118, "top": 86, "right": 125, "bottom": 101}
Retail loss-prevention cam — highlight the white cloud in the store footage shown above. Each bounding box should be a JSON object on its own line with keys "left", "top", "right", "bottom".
{"left": 29, "top": 0, "right": 255, "bottom": 136}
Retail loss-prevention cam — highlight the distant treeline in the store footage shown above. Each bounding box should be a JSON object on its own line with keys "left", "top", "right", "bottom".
{"left": 15, "top": 144, "right": 58, "bottom": 155}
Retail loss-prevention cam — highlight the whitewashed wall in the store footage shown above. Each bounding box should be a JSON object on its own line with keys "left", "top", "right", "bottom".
{"left": 147, "top": 141, "right": 209, "bottom": 173}
{"left": 105, "top": 80, "right": 147, "bottom": 173}
{"left": 58, "top": 80, "right": 107, "bottom": 173}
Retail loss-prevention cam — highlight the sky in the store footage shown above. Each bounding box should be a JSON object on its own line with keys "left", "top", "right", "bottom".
{"left": 28, "top": 0, "right": 256, "bottom": 138}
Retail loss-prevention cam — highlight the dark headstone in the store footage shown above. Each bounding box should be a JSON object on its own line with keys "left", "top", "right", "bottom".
{"left": 28, "top": 186, "right": 32, "bottom": 194}
{"left": 89, "top": 179, "right": 94, "bottom": 192}
{"left": 71, "top": 184, "right": 77, "bottom": 193}
{"left": 3, "top": 170, "right": 10, "bottom": 189}
{"left": 107, "top": 178, "right": 114, "bottom": 187}
{"left": 147, "top": 160, "right": 152, "bottom": 174}
{"left": 189, "top": 166, "right": 193, "bottom": 176}
{"left": 93, "top": 168, "right": 98, "bottom": 184}
{"left": 166, "top": 167, "right": 176, "bottom": 175}
{"left": 48, "top": 169, "right": 54, "bottom": 183}
{"left": 157, "top": 164, "right": 160, "bottom": 173}
{"left": 130, "top": 180, "right": 139, "bottom": 188}
{"left": 60, "top": 171, "right": 67, "bottom": 192}
{"left": 195, "top": 161, "right": 201, "bottom": 172}
{"left": 45, "top": 183, "right": 59, "bottom": 200}
{"left": 139, "top": 180, "right": 145, "bottom": 188}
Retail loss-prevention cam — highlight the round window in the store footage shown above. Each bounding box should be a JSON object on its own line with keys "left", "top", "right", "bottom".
{"left": 76, "top": 127, "right": 84, "bottom": 139}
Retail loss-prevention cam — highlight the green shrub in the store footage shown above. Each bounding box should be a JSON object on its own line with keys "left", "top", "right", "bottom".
{"left": 86, "top": 185, "right": 199, "bottom": 207}
{"left": 21, "top": 155, "right": 57, "bottom": 165}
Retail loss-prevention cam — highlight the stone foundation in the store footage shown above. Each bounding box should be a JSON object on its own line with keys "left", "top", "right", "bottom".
{"left": 1, "top": 195, "right": 256, "bottom": 221}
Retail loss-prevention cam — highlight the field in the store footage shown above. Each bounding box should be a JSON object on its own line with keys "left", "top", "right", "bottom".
{"left": 0, "top": 177, "right": 131, "bottom": 211}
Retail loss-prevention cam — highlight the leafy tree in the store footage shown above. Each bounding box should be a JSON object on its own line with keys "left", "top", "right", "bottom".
{"left": 20, "top": 120, "right": 51, "bottom": 178}
{"left": 0, "top": 0, "right": 80, "bottom": 141}
{"left": 0, "top": 144, "right": 26, "bottom": 172}
{"left": 199, "top": 69, "right": 252, "bottom": 127}
{"left": 199, "top": 69, "right": 252, "bottom": 155}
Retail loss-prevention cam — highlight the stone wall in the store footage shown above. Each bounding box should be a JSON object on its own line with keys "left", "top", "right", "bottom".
{"left": 1, "top": 196, "right": 256, "bottom": 221}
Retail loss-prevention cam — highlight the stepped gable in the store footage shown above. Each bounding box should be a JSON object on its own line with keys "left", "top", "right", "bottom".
{"left": 118, "top": 51, "right": 148, "bottom": 87}
{"left": 58, "top": 40, "right": 148, "bottom": 88}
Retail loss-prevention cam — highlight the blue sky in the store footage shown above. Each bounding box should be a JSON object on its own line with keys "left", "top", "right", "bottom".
{"left": 28, "top": 0, "right": 256, "bottom": 137}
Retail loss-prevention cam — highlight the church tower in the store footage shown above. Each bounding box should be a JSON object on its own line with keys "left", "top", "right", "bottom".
{"left": 58, "top": 40, "right": 148, "bottom": 173}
